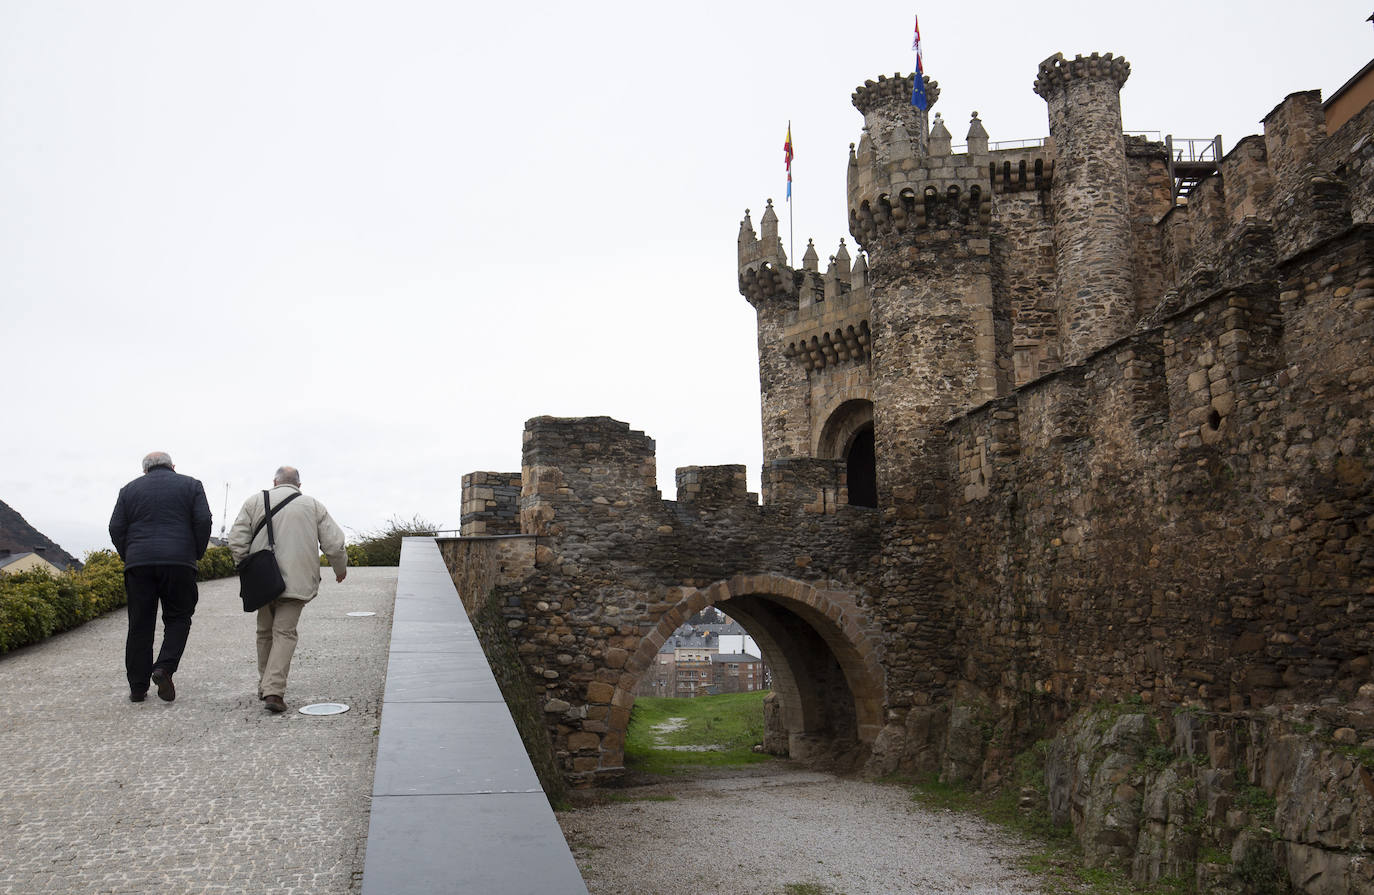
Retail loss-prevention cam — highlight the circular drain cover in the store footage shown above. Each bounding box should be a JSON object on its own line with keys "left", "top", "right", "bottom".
{"left": 299, "top": 703, "right": 350, "bottom": 715}
{"left": 346, "top": 611, "right": 376, "bottom": 617}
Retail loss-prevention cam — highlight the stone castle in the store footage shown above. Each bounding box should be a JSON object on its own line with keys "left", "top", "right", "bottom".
{"left": 446, "top": 50, "right": 1374, "bottom": 892}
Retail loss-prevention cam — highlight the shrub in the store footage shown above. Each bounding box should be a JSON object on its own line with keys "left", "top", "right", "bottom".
{"left": 76, "top": 550, "right": 126, "bottom": 615}
{"left": 196, "top": 546, "right": 237, "bottom": 581}
{"left": 352, "top": 515, "right": 441, "bottom": 567}
{"left": 318, "top": 543, "right": 369, "bottom": 567}
{"left": 0, "top": 570, "right": 61, "bottom": 653}
{"left": 0, "top": 550, "right": 128, "bottom": 654}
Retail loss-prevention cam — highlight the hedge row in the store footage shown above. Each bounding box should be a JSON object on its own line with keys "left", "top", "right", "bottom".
{"left": 0, "top": 547, "right": 244, "bottom": 655}
{"left": 196, "top": 546, "right": 236, "bottom": 581}
{"left": 1, "top": 536, "right": 386, "bottom": 654}
{"left": 320, "top": 544, "right": 370, "bottom": 568}
{"left": 0, "top": 550, "right": 126, "bottom": 654}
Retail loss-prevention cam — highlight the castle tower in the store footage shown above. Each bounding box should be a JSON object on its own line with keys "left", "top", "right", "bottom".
{"left": 846, "top": 74, "right": 999, "bottom": 511}
{"left": 1034, "top": 52, "right": 1135, "bottom": 365}
{"left": 851, "top": 72, "right": 940, "bottom": 161}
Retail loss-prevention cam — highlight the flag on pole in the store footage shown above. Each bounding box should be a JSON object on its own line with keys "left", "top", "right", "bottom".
{"left": 784, "top": 123, "right": 794, "bottom": 201}
{"left": 910, "top": 15, "right": 928, "bottom": 111}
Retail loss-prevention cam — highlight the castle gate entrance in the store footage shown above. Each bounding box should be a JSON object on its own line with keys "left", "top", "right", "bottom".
{"left": 611, "top": 573, "right": 885, "bottom": 770}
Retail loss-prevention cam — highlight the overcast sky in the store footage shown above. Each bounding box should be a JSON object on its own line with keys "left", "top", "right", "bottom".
{"left": 2, "top": 1, "right": 1370, "bottom": 557}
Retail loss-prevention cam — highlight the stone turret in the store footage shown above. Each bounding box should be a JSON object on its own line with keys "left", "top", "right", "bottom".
{"left": 928, "top": 114, "right": 951, "bottom": 156}
{"left": 965, "top": 112, "right": 989, "bottom": 155}
{"left": 1034, "top": 52, "right": 1135, "bottom": 365}
{"left": 851, "top": 72, "right": 940, "bottom": 161}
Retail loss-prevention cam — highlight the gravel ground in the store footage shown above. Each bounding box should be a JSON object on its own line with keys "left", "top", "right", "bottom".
{"left": 559, "top": 764, "right": 1044, "bottom": 895}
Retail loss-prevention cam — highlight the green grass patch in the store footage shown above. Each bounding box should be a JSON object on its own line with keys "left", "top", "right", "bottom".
{"left": 624, "top": 691, "right": 773, "bottom": 775}
{"left": 782, "top": 884, "right": 840, "bottom": 895}
{"left": 1022, "top": 847, "right": 1193, "bottom": 895}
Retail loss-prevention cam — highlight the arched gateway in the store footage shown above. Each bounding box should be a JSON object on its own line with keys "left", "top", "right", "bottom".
{"left": 455, "top": 416, "right": 886, "bottom": 788}
{"left": 611, "top": 573, "right": 886, "bottom": 770}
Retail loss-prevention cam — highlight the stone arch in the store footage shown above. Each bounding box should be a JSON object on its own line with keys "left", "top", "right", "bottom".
{"left": 812, "top": 388, "right": 873, "bottom": 458}
{"left": 816, "top": 395, "right": 876, "bottom": 508}
{"left": 606, "top": 573, "right": 885, "bottom": 771}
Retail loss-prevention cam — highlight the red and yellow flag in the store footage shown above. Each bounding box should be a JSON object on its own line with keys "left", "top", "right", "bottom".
{"left": 784, "top": 124, "right": 793, "bottom": 201}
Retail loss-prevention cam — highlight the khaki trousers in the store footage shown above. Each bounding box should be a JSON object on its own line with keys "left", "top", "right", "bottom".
{"left": 256, "top": 597, "right": 307, "bottom": 698}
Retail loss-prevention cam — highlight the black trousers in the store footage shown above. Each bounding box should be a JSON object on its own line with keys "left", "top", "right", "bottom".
{"left": 124, "top": 565, "right": 199, "bottom": 691}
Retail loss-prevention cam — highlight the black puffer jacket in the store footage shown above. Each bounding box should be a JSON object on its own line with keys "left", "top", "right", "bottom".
{"left": 109, "top": 467, "right": 213, "bottom": 569}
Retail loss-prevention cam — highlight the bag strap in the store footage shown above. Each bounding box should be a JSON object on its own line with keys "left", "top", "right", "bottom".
{"left": 251, "top": 490, "right": 302, "bottom": 548}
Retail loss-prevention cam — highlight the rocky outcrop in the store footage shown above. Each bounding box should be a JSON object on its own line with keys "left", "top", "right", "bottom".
{"left": 1038, "top": 696, "right": 1374, "bottom": 894}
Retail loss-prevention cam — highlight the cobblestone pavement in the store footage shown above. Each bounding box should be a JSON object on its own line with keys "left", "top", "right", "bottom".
{"left": 0, "top": 567, "right": 396, "bottom": 895}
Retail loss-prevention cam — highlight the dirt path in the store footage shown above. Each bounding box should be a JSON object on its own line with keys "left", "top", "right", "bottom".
{"left": 559, "top": 763, "right": 1043, "bottom": 895}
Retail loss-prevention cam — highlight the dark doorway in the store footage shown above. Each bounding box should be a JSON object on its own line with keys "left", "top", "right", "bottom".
{"left": 846, "top": 425, "right": 877, "bottom": 508}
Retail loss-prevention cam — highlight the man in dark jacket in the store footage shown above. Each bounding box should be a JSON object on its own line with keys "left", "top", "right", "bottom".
{"left": 109, "top": 451, "right": 212, "bottom": 703}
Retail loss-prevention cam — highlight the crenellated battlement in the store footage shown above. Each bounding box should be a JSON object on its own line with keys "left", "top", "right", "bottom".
{"left": 738, "top": 261, "right": 797, "bottom": 308}
{"left": 851, "top": 72, "right": 941, "bottom": 115}
{"left": 846, "top": 105, "right": 1052, "bottom": 254}
{"left": 1032, "top": 51, "right": 1131, "bottom": 99}
{"left": 849, "top": 183, "right": 991, "bottom": 244}
{"left": 988, "top": 155, "right": 1053, "bottom": 193}
{"left": 1151, "top": 90, "right": 1356, "bottom": 313}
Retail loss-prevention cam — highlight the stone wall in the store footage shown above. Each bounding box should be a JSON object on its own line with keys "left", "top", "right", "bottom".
{"left": 460, "top": 471, "right": 522, "bottom": 536}
{"left": 941, "top": 224, "right": 1373, "bottom": 719}
{"left": 439, "top": 537, "right": 567, "bottom": 808}
{"left": 438, "top": 533, "right": 535, "bottom": 615}
{"left": 1319, "top": 94, "right": 1374, "bottom": 227}
{"left": 443, "top": 416, "right": 890, "bottom": 784}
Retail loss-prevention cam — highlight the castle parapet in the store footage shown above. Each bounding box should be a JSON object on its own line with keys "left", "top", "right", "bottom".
{"left": 763, "top": 457, "right": 848, "bottom": 513}
{"left": 738, "top": 200, "right": 787, "bottom": 274}
{"left": 520, "top": 417, "right": 659, "bottom": 538}
{"left": 850, "top": 184, "right": 991, "bottom": 246}
{"left": 675, "top": 465, "right": 753, "bottom": 508}
{"left": 1263, "top": 91, "right": 1352, "bottom": 261}
{"left": 461, "top": 471, "right": 523, "bottom": 536}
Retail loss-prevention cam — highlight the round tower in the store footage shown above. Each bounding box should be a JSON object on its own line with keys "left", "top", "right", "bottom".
{"left": 851, "top": 72, "right": 940, "bottom": 163}
{"left": 1034, "top": 52, "right": 1134, "bottom": 365}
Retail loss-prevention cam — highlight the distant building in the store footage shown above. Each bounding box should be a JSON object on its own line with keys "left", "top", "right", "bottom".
{"left": 634, "top": 625, "right": 772, "bottom": 698}
{"left": 0, "top": 549, "right": 62, "bottom": 575}
{"left": 711, "top": 653, "right": 767, "bottom": 694}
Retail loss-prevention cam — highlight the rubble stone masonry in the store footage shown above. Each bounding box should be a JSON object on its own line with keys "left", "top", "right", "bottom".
{"left": 446, "top": 46, "right": 1374, "bottom": 894}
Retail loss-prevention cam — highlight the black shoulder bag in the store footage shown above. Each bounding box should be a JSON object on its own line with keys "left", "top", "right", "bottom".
{"left": 237, "top": 490, "right": 301, "bottom": 612}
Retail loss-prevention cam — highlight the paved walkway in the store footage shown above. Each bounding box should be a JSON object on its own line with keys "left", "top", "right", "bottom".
{"left": 0, "top": 567, "right": 396, "bottom": 895}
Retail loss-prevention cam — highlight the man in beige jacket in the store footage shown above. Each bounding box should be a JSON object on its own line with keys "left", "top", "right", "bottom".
{"left": 228, "top": 466, "right": 347, "bottom": 713}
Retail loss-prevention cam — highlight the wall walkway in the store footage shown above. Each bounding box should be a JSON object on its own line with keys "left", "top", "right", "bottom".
{"left": 361, "top": 536, "right": 587, "bottom": 894}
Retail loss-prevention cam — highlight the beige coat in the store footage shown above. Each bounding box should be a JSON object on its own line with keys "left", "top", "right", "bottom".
{"left": 227, "top": 485, "right": 347, "bottom": 602}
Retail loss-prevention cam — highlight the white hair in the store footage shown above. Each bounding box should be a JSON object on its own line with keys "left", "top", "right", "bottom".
{"left": 273, "top": 466, "right": 301, "bottom": 486}
{"left": 142, "top": 452, "right": 174, "bottom": 472}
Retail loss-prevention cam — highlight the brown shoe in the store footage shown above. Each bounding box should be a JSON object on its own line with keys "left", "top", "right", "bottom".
{"left": 264, "top": 695, "right": 287, "bottom": 713}
{"left": 151, "top": 668, "right": 175, "bottom": 702}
